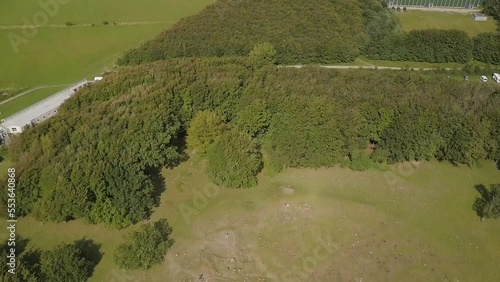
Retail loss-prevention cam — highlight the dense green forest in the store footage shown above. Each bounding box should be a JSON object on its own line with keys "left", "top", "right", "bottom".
{"left": 119, "top": 0, "right": 499, "bottom": 65}
{"left": 3, "top": 56, "right": 499, "bottom": 226}
{"left": 119, "top": 0, "right": 369, "bottom": 65}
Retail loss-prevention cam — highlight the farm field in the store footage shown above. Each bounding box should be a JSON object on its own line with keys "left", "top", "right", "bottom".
{"left": 2, "top": 157, "right": 499, "bottom": 281}
{"left": 0, "top": 0, "right": 214, "bottom": 112}
{"left": 0, "top": 0, "right": 213, "bottom": 25}
{"left": 395, "top": 10, "right": 498, "bottom": 36}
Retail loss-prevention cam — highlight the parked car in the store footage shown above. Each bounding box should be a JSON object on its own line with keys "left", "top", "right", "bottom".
{"left": 480, "top": 75, "right": 488, "bottom": 82}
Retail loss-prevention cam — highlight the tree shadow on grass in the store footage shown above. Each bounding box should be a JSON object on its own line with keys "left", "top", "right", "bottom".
{"left": 75, "top": 237, "right": 103, "bottom": 277}
{"left": 165, "top": 133, "right": 190, "bottom": 170}
{"left": 496, "top": 160, "right": 500, "bottom": 170}
{"left": 146, "top": 167, "right": 166, "bottom": 209}
{"left": 1, "top": 236, "right": 42, "bottom": 277}
{"left": 153, "top": 219, "right": 175, "bottom": 248}
{"left": 474, "top": 184, "right": 489, "bottom": 200}
{"left": 472, "top": 184, "right": 500, "bottom": 220}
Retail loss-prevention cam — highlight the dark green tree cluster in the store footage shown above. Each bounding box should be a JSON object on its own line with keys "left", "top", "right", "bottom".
{"left": 472, "top": 33, "right": 500, "bottom": 65}
{"left": 362, "top": 0, "right": 499, "bottom": 65}
{"left": 473, "top": 184, "right": 500, "bottom": 220}
{"left": 6, "top": 77, "right": 185, "bottom": 228}
{"left": 186, "top": 110, "right": 227, "bottom": 153}
{"left": 0, "top": 238, "right": 100, "bottom": 282}
{"left": 207, "top": 129, "right": 262, "bottom": 188}
{"left": 118, "top": 0, "right": 366, "bottom": 65}
{"left": 366, "top": 29, "right": 473, "bottom": 63}
{"left": 118, "top": 0, "right": 496, "bottom": 66}
{"left": 114, "top": 219, "right": 174, "bottom": 270}
{"left": 483, "top": 0, "right": 500, "bottom": 21}
{"left": 4, "top": 57, "right": 500, "bottom": 217}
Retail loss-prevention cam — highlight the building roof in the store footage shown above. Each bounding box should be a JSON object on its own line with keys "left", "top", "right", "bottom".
{"left": 1, "top": 80, "right": 88, "bottom": 129}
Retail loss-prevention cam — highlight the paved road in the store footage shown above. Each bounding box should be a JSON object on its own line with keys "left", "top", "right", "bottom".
{"left": 0, "top": 84, "right": 72, "bottom": 106}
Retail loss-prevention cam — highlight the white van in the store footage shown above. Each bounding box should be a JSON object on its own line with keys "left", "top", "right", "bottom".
{"left": 492, "top": 73, "right": 500, "bottom": 84}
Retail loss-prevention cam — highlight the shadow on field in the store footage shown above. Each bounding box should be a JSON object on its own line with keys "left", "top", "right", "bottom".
{"left": 149, "top": 168, "right": 166, "bottom": 208}
{"left": 166, "top": 133, "right": 190, "bottom": 169}
{"left": 496, "top": 160, "right": 500, "bottom": 170}
{"left": 2, "top": 236, "right": 42, "bottom": 276}
{"left": 474, "top": 184, "right": 488, "bottom": 200}
{"left": 75, "top": 237, "right": 103, "bottom": 275}
{"left": 472, "top": 184, "right": 496, "bottom": 220}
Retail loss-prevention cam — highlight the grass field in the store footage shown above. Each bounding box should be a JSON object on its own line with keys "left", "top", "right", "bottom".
{"left": 0, "top": 0, "right": 214, "bottom": 114}
{"left": 0, "top": 0, "right": 213, "bottom": 25}
{"left": 2, "top": 156, "right": 499, "bottom": 281}
{"left": 395, "top": 10, "right": 498, "bottom": 36}
{"left": 0, "top": 25, "right": 170, "bottom": 88}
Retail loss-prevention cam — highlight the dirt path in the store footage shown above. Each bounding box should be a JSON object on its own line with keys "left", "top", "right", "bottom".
{"left": 0, "top": 84, "right": 72, "bottom": 106}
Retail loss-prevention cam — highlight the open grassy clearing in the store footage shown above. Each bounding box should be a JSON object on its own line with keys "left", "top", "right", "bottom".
{"left": 395, "top": 10, "right": 498, "bottom": 36}
{"left": 1, "top": 156, "right": 499, "bottom": 281}
{"left": 0, "top": 24, "right": 170, "bottom": 89}
{"left": 0, "top": 0, "right": 214, "bottom": 25}
{"left": 0, "top": 86, "right": 66, "bottom": 120}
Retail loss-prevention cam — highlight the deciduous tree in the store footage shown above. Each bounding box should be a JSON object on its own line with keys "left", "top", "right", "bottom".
{"left": 114, "top": 219, "right": 174, "bottom": 270}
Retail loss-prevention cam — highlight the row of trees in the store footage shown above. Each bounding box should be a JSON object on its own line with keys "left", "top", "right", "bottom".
{"left": 471, "top": 33, "right": 500, "bottom": 65}
{"left": 4, "top": 55, "right": 500, "bottom": 225}
{"left": 120, "top": 0, "right": 499, "bottom": 67}
{"left": 362, "top": 1, "right": 500, "bottom": 65}
{"left": 118, "top": 0, "right": 368, "bottom": 65}
{"left": 366, "top": 29, "right": 500, "bottom": 64}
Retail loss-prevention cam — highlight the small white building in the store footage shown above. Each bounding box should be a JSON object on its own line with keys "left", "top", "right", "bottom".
{"left": 473, "top": 13, "right": 488, "bottom": 21}
{"left": 94, "top": 76, "right": 104, "bottom": 81}
{"left": 2, "top": 126, "right": 22, "bottom": 134}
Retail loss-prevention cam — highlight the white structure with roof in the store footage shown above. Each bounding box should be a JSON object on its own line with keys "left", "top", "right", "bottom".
{"left": 0, "top": 80, "right": 91, "bottom": 137}
{"left": 493, "top": 73, "right": 500, "bottom": 84}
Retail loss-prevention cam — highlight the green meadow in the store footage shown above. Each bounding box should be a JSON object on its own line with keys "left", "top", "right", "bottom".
{"left": 0, "top": 0, "right": 214, "bottom": 25}
{"left": 2, "top": 157, "right": 499, "bottom": 281}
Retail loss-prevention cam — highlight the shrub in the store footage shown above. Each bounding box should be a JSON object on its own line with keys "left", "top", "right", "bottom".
{"left": 114, "top": 219, "right": 174, "bottom": 270}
